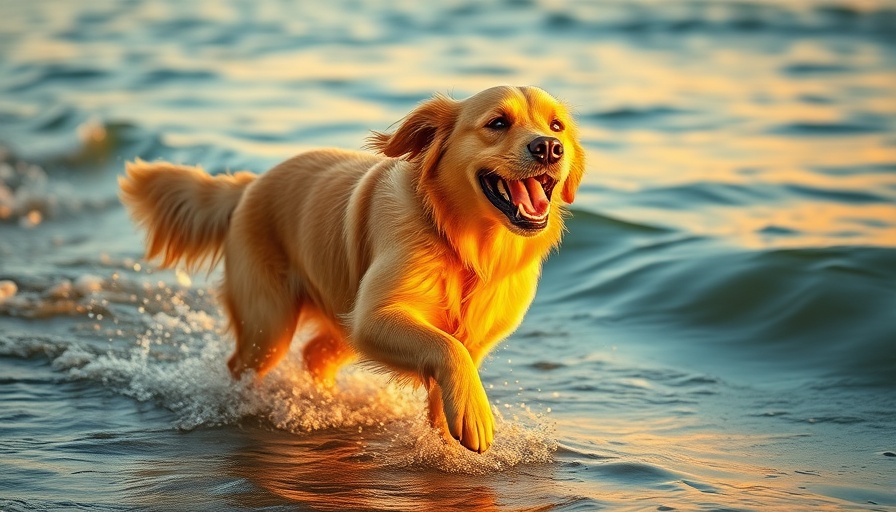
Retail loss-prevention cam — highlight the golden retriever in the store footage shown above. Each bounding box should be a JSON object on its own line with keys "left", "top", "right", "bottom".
{"left": 119, "top": 85, "right": 585, "bottom": 453}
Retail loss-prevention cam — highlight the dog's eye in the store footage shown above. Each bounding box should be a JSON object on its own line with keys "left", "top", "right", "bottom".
{"left": 550, "top": 119, "right": 564, "bottom": 132}
{"left": 485, "top": 116, "right": 511, "bottom": 130}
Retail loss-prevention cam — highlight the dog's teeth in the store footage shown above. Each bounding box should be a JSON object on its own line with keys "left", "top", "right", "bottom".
{"left": 497, "top": 179, "right": 509, "bottom": 202}
{"left": 516, "top": 203, "right": 548, "bottom": 221}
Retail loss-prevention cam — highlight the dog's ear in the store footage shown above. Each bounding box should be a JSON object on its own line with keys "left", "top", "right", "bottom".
{"left": 367, "top": 94, "right": 457, "bottom": 161}
{"left": 561, "top": 134, "right": 586, "bottom": 204}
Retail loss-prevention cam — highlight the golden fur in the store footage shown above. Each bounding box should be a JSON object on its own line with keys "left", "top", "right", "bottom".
{"left": 119, "top": 86, "right": 585, "bottom": 453}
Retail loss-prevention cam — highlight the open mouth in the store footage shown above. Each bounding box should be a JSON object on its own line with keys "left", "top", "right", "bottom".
{"left": 478, "top": 171, "right": 558, "bottom": 233}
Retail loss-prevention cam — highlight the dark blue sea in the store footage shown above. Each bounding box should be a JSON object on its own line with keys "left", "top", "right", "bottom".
{"left": 1, "top": 1, "right": 895, "bottom": 510}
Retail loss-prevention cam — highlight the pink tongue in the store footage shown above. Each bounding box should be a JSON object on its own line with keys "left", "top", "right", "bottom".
{"left": 507, "top": 177, "right": 549, "bottom": 217}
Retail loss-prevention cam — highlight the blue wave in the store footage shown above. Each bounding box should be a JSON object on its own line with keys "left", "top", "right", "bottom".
{"left": 544, "top": 212, "right": 896, "bottom": 386}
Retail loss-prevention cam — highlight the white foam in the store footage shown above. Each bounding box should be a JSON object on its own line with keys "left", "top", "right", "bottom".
{"left": 381, "top": 408, "right": 557, "bottom": 474}
{"left": 0, "top": 274, "right": 117, "bottom": 319}
{"left": 67, "top": 323, "right": 555, "bottom": 473}
{"left": 0, "top": 150, "right": 113, "bottom": 224}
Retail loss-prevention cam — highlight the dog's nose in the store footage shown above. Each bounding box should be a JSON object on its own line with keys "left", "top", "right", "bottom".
{"left": 527, "top": 136, "right": 563, "bottom": 165}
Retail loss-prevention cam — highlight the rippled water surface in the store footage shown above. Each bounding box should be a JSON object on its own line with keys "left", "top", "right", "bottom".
{"left": 1, "top": 1, "right": 895, "bottom": 510}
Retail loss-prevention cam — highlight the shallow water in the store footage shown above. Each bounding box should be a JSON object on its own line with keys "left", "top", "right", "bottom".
{"left": 1, "top": 0, "right": 895, "bottom": 510}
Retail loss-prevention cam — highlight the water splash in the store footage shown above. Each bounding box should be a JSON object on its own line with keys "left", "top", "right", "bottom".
{"left": 1, "top": 270, "right": 557, "bottom": 474}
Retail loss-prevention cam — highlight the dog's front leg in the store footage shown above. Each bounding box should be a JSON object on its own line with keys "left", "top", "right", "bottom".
{"left": 352, "top": 307, "right": 495, "bottom": 453}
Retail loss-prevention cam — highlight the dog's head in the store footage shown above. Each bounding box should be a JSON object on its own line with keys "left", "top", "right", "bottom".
{"left": 369, "top": 86, "right": 585, "bottom": 238}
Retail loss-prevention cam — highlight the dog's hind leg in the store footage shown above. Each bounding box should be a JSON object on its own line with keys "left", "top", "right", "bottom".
{"left": 222, "top": 246, "right": 300, "bottom": 379}
{"left": 301, "top": 309, "right": 355, "bottom": 388}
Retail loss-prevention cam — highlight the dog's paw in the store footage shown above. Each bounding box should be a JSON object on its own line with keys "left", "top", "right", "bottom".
{"left": 441, "top": 377, "right": 495, "bottom": 453}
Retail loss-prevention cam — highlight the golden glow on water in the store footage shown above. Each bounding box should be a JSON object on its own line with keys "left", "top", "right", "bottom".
{"left": 591, "top": 120, "right": 896, "bottom": 248}
{"left": 224, "top": 432, "right": 506, "bottom": 512}
{"left": 205, "top": 420, "right": 867, "bottom": 511}
{"left": 551, "top": 416, "right": 883, "bottom": 511}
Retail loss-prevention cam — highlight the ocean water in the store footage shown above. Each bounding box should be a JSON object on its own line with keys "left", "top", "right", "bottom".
{"left": 1, "top": 0, "right": 895, "bottom": 510}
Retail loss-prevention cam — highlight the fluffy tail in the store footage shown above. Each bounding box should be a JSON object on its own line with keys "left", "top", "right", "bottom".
{"left": 119, "top": 159, "right": 256, "bottom": 271}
